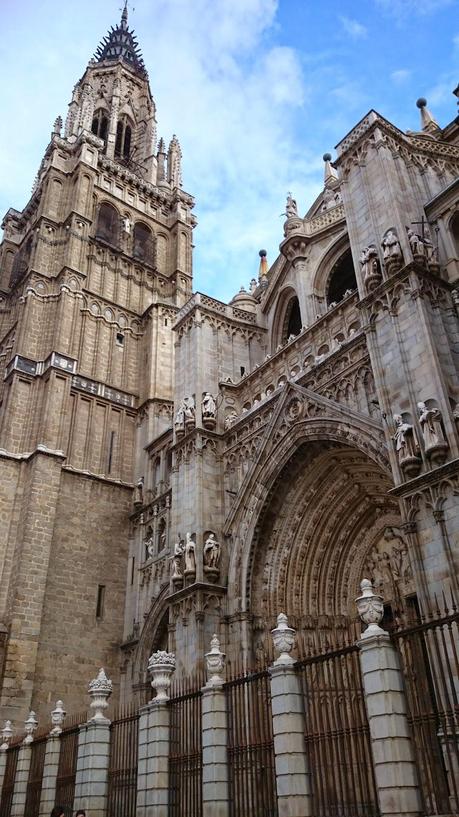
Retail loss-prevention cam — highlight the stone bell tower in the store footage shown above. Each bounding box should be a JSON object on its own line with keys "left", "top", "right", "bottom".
{"left": 0, "top": 4, "right": 195, "bottom": 722}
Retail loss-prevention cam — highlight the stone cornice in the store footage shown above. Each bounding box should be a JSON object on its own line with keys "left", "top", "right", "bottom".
{"left": 388, "top": 457, "right": 459, "bottom": 498}
{"left": 173, "top": 292, "right": 264, "bottom": 333}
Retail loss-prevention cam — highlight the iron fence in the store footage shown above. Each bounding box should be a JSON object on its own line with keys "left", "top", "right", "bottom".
{"left": 168, "top": 689, "right": 202, "bottom": 817}
{"left": 392, "top": 607, "right": 459, "bottom": 815}
{"left": 225, "top": 670, "right": 278, "bottom": 817}
{"left": 0, "top": 744, "right": 20, "bottom": 817}
{"left": 107, "top": 704, "right": 139, "bottom": 817}
{"left": 296, "top": 644, "right": 379, "bottom": 817}
{"left": 24, "top": 735, "right": 47, "bottom": 817}
{"left": 55, "top": 722, "right": 79, "bottom": 811}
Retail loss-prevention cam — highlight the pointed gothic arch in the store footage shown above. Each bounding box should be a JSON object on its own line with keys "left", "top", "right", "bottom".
{"left": 271, "top": 286, "right": 302, "bottom": 350}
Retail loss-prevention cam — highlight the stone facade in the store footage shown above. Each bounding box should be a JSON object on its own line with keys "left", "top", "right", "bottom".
{"left": 0, "top": 8, "right": 458, "bottom": 723}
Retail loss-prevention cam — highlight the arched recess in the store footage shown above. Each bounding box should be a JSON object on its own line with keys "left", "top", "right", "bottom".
{"left": 271, "top": 286, "right": 302, "bottom": 349}
{"left": 133, "top": 221, "right": 155, "bottom": 265}
{"left": 115, "top": 114, "right": 134, "bottom": 161}
{"left": 91, "top": 107, "right": 108, "bottom": 145}
{"left": 130, "top": 586, "right": 170, "bottom": 699}
{"left": 95, "top": 202, "right": 120, "bottom": 247}
{"left": 450, "top": 210, "right": 459, "bottom": 256}
{"left": 225, "top": 413, "right": 410, "bottom": 661}
{"left": 312, "top": 234, "right": 357, "bottom": 306}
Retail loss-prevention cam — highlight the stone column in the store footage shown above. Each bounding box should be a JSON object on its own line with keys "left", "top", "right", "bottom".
{"left": 73, "top": 669, "right": 112, "bottom": 817}
{"left": 137, "top": 650, "right": 175, "bottom": 817}
{"left": 39, "top": 701, "right": 66, "bottom": 817}
{"left": 269, "top": 614, "right": 312, "bottom": 817}
{"left": 0, "top": 720, "right": 13, "bottom": 791}
{"left": 11, "top": 710, "right": 38, "bottom": 817}
{"left": 201, "top": 635, "right": 229, "bottom": 817}
{"left": 356, "top": 579, "right": 422, "bottom": 817}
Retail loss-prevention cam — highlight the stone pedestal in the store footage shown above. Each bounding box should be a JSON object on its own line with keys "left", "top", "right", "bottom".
{"left": 358, "top": 630, "right": 422, "bottom": 817}
{"left": 269, "top": 662, "right": 312, "bottom": 817}
{"left": 38, "top": 735, "right": 61, "bottom": 817}
{"left": 201, "top": 684, "right": 229, "bottom": 817}
{"left": 137, "top": 700, "right": 170, "bottom": 817}
{"left": 10, "top": 744, "right": 31, "bottom": 817}
{"left": 73, "top": 720, "right": 110, "bottom": 817}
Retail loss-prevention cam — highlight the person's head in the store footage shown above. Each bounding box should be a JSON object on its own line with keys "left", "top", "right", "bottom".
{"left": 50, "top": 807, "right": 66, "bottom": 817}
{"left": 75, "top": 811, "right": 86, "bottom": 817}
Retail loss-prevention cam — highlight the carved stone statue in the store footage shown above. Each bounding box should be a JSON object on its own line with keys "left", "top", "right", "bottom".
{"left": 381, "top": 229, "right": 403, "bottom": 272}
{"left": 392, "top": 414, "right": 421, "bottom": 477}
{"left": 407, "top": 228, "right": 425, "bottom": 259}
{"left": 133, "top": 477, "right": 144, "bottom": 507}
{"left": 360, "top": 245, "right": 382, "bottom": 292}
{"left": 364, "top": 527, "right": 413, "bottom": 605}
{"left": 175, "top": 402, "right": 185, "bottom": 434}
{"left": 286, "top": 193, "right": 298, "bottom": 218}
{"left": 202, "top": 392, "right": 217, "bottom": 426}
{"left": 183, "top": 396, "right": 196, "bottom": 426}
{"left": 184, "top": 532, "right": 196, "bottom": 574}
{"left": 224, "top": 411, "right": 238, "bottom": 430}
{"left": 203, "top": 533, "right": 221, "bottom": 570}
{"left": 171, "top": 540, "right": 184, "bottom": 579}
{"left": 122, "top": 216, "right": 132, "bottom": 235}
{"left": 417, "top": 401, "right": 448, "bottom": 464}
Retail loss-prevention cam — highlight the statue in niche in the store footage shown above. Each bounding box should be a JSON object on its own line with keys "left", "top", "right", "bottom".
{"left": 381, "top": 229, "right": 403, "bottom": 270}
{"left": 183, "top": 396, "right": 196, "bottom": 425}
{"left": 286, "top": 193, "right": 298, "bottom": 218}
{"left": 392, "top": 414, "right": 420, "bottom": 476}
{"left": 360, "top": 245, "right": 381, "bottom": 292}
{"left": 184, "top": 532, "right": 196, "bottom": 574}
{"left": 133, "top": 477, "right": 144, "bottom": 507}
{"left": 175, "top": 401, "right": 185, "bottom": 433}
{"left": 122, "top": 216, "right": 132, "bottom": 235}
{"left": 171, "top": 539, "right": 184, "bottom": 578}
{"left": 407, "top": 228, "right": 425, "bottom": 258}
{"left": 202, "top": 392, "right": 217, "bottom": 424}
{"left": 417, "top": 401, "right": 448, "bottom": 463}
{"left": 203, "top": 533, "right": 221, "bottom": 570}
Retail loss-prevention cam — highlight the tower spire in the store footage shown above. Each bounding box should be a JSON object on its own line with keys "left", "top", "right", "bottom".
{"left": 94, "top": 4, "right": 147, "bottom": 79}
{"left": 121, "top": 1, "right": 128, "bottom": 28}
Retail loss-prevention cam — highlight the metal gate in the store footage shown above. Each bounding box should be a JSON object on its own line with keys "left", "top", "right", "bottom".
{"left": 392, "top": 607, "right": 459, "bottom": 815}
{"left": 0, "top": 744, "right": 19, "bottom": 817}
{"left": 55, "top": 722, "right": 79, "bottom": 811}
{"left": 296, "top": 644, "right": 379, "bottom": 817}
{"left": 24, "top": 735, "right": 47, "bottom": 817}
{"left": 225, "top": 670, "right": 278, "bottom": 817}
{"left": 168, "top": 689, "right": 202, "bottom": 817}
{"left": 107, "top": 705, "right": 139, "bottom": 817}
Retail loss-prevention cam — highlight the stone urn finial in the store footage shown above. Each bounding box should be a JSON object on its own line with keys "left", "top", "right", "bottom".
{"left": 271, "top": 612, "right": 296, "bottom": 665}
{"left": 88, "top": 668, "right": 113, "bottom": 722}
{"left": 205, "top": 634, "right": 226, "bottom": 686}
{"left": 0, "top": 720, "right": 13, "bottom": 752}
{"left": 50, "top": 700, "right": 66, "bottom": 736}
{"left": 356, "top": 579, "right": 386, "bottom": 638}
{"left": 24, "top": 711, "right": 38, "bottom": 744}
{"left": 148, "top": 651, "right": 176, "bottom": 701}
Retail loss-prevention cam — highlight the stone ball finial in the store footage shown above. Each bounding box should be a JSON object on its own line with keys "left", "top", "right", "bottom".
{"left": 259, "top": 249, "right": 267, "bottom": 258}
{"left": 323, "top": 152, "right": 332, "bottom": 162}
{"left": 416, "top": 97, "right": 427, "bottom": 109}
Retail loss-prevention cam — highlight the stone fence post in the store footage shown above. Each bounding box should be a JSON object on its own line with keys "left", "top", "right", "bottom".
{"left": 137, "top": 650, "right": 175, "bottom": 817}
{"left": 39, "top": 700, "right": 66, "bottom": 817}
{"left": 73, "top": 668, "right": 112, "bottom": 817}
{"left": 11, "top": 710, "right": 38, "bottom": 817}
{"left": 269, "top": 614, "right": 312, "bottom": 817}
{"left": 0, "top": 721, "right": 13, "bottom": 792}
{"left": 201, "top": 635, "right": 229, "bottom": 817}
{"left": 356, "top": 579, "right": 423, "bottom": 817}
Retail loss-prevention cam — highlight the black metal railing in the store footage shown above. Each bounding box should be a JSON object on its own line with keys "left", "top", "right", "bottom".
{"left": 225, "top": 670, "right": 278, "bottom": 817}
{"left": 0, "top": 744, "right": 20, "bottom": 817}
{"left": 107, "top": 704, "right": 139, "bottom": 817}
{"left": 54, "top": 722, "right": 80, "bottom": 811}
{"left": 168, "top": 689, "right": 202, "bottom": 817}
{"left": 296, "top": 644, "right": 379, "bottom": 817}
{"left": 24, "top": 735, "right": 47, "bottom": 817}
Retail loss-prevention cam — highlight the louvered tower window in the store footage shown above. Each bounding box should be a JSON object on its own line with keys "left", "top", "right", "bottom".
{"left": 115, "top": 115, "right": 133, "bottom": 160}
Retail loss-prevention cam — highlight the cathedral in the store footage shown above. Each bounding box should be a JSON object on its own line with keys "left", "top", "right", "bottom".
{"left": 0, "top": 5, "right": 458, "bottom": 732}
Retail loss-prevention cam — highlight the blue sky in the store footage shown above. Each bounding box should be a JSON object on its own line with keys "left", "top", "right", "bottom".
{"left": 1, "top": 0, "right": 458, "bottom": 302}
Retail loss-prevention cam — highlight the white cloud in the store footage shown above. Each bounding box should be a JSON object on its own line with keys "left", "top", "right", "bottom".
{"left": 391, "top": 69, "right": 411, "bottom": 84}
{"left": 339, "top": 15, "right": 368, "bottom": 39}
{"left": 375, "top": 0, "right": 454, "bottom": 20}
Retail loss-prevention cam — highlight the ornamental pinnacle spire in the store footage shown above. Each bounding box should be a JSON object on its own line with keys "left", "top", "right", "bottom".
{"left": 94, "top": 3, "right": 147, "bottom": 78}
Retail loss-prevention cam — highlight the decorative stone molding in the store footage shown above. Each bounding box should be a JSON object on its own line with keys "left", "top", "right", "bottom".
{"left": 23, "top": 711, "right": 38, "bottom": 744}
{"left": 50, "top": 700, "right": 66, "bottom": 736}
{"left": 0, "top": 721, "right": 13, "bottom": 752}
{"left": 88, "top": 668, "right": 113, "bottom": 722}
{"left": 205, "top": 634, "right": 226, "bottom": 686}
{"left": 148, "top": 650, "right": 176, "bottom": 701}
{"left": 271, "top": 612, "right": 296, "bottom": 665}
{"left": 355, "top": 578, "right": 385, "bottom": 638}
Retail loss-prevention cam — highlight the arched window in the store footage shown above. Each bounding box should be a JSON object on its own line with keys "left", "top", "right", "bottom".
{"left": 96, "top": 203, "right": 119, "bottom": 247}
{"left": 451, "top": 211, "right": 459, "bottom": 256}
{"left": 284, "top": 297, "right": 302, "bottom": 338}
{"left": 326, "top": 248, "right": 357, "bottom": 305}
{"left": 91, "top": 109, "right": 108, "bottom": 144}
{"left": 115, "top": 115, "right": 133, "bottom": 161}
{"left": 157, "top": 517, "right": 166, "bottom": 552}
{"left": 133, "top": 222, "right": 154, "bottom": 265}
